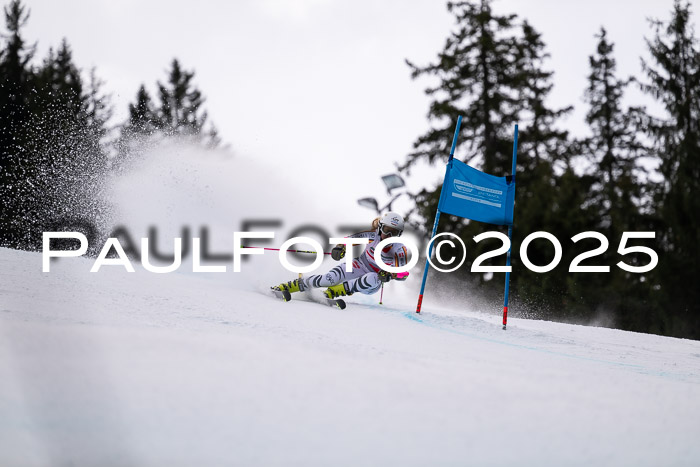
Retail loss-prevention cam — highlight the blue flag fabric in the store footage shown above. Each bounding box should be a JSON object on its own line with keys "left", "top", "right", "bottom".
{"left": 438, "top": 159, "right": 516, "bottom": 226}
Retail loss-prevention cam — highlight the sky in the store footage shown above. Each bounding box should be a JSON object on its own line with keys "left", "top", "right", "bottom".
{"left": 19, "top": 0, "right": 700, "bottom": 219}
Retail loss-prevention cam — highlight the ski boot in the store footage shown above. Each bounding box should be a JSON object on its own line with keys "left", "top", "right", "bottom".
{"left": 271, "top": 278, "right": 306, "bottom": 301}
{"left": 324, "top": 282, "right": 353, "bottom": 299}
{"left": 272, "top": 278, "right": 306, "bottom": 294}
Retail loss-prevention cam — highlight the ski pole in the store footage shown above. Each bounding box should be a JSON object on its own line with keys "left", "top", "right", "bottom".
{"left": 242, "top": 246, "right": 332, "bottom": 255}
{"left": 379, "top": 283, "right": 384, "bottom": 305}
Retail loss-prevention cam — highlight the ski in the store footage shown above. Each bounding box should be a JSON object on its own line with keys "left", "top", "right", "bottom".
{"left": 271, "top": 288, "right": 346, "bottom": 309}
{"left": 271, "top": 289, "right": 291, "bottom": 302}
{"left": 326, "top": 298, "right": 346, "bottom": 310}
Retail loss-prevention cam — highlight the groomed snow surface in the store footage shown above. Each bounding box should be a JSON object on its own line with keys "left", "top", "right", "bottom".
{"left": 2, "top": 145, "right": 699, "bottom": 466}
{"left": 1, "top": 246, "right": 699, "bottom": 467}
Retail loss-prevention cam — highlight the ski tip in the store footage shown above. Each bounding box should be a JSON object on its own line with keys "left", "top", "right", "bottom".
{"left": 326, "top": 298, "right": 346, "bottom": 310}
{"left": 271, "top": 288, "right": 292, "bottom": 302}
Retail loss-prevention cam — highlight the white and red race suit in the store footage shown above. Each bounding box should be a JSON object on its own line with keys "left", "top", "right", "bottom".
{"left": 302, "top": 230, "right": 408, "bottom": 295}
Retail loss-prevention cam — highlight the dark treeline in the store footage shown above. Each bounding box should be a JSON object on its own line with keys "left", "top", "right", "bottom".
{"left": 0, "top": 0, "right": 218, "bottom": 252}
{"left": 404, "top": 0, "right": 699, "bottom": 339}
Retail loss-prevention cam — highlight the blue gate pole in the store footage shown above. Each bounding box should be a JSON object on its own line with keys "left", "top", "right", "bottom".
{"left": 416, "top": 116, "right": 462, "bottom": 313}
{"left": 502, "top": 124, "right": 518, "bottom": 329}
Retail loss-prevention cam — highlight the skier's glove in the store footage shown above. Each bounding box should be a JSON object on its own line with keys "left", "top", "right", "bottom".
{"left": 378, "top": 270, "right": 392, "bottom": 283}
{"left": 394, "top": 272, "right": 409, "bottom": 281}
{"left": 331, "top": 244, "right": 346, "bottom": 261}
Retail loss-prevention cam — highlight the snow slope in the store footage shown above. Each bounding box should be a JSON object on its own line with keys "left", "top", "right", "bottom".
{"left": 2, "top": 246, "right": 700, "bottom": 467}
{"left": 2, "top": 144, "right": 700, "bottom": 466}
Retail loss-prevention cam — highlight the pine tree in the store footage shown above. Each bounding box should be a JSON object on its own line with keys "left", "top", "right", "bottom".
{"left": 404, "top": 1, "right": 582, "bottom": 315}
{"left": 118, "top": 58, "right": 219, "bottom": 156}
{"left": 514, "top": 21, "right": 573, "bottom": 172}
{"left": 156, "top": 58, "right": 209, "bottom": 140}
{"left": 574, "top": 27, "right": 652, "bottom": 329}
{"left": 401, "top": 0, "right": 528, "bottom": 310}
{"left": 0, "top": 0, "right": 33, "bottom": 115}
{"left": 402, "top": 0, "right": 523, "bottom": 282}
{"left": 84, "top": 68, "right": 113, "bottom": 146}
{"left": 506, "top": 20, "right": 596, "bottom": 320}
{"left": 126, "top": 84, "right": 158, "bottom": 136}
{"left": 17, "top": 38, "right": 112, "bottom": 250}
{"left": 43, "top": 39, "right": 83, "bottom": 110}
{"left": 641, "top": 1, "right": 700, "bottom": 338}
{"left": 585, "top": 28, "right": 645, "bottom": 230}
{"left": 403, "top": 0, "right": 519, "bottom": 177}
{"left": 0, "top": 0, "right": 34, "bottom": 247}
{"left": 115, "top": 58, "right": 220, "bottom": 170}
{"left": 0, "top": 1, "right": 119, "bottom": 251}
{"left": 112, "top": 84, "right": 158, "bottom": 172}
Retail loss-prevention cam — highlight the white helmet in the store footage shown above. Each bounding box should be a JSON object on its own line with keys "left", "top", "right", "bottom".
{"left": 378, "top": 211, "right": 404, "bottom": 237}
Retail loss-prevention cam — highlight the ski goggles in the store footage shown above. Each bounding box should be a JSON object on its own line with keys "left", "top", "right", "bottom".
{"left": 380, "top": 224, "right": 402, "bottom": 237}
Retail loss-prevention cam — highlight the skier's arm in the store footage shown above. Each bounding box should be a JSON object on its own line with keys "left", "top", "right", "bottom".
{"left": 331, "top": 231, "right": 375, "bottom": 261}
{"left": 378, "top": 246, "right": 410, "bottom": 282}
{"left": 392, "top": 246, "right": 409, "bottom": 281}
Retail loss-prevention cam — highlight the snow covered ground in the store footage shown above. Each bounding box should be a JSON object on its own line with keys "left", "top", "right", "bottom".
{"left": 2, "top": 246, "right": 700, "bottom": 466}
{"left": 2, "top": 145, "right": 699, "bottom": 466}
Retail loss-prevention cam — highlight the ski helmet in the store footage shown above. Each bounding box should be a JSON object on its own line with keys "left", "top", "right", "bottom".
{"left": 378, "top": 211, "right": 404, "bottom": 237}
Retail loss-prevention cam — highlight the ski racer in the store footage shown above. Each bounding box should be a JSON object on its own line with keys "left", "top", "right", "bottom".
{"left": 272, "top": 211, "right": 409, "bottom": 299}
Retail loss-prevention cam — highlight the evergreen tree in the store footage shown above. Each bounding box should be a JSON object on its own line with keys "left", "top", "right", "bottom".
{"left": 38, "top": 39, "right": 83, "bottom": 111}
{"left": 112, "top": 84, "right": 158, "bottom": 172}
{"left": 404, "top": 1, "right": 581, "bottom": 316}
{"left": 22, "top": 38, "right": 111, "bottom": 250}
{"left": 0, "top": 0, "right": 34, "bottom": 247}
{"left": 0, "top": 0, "right": 33, "bottom": 119}
{"left": 585, "top": 27, "right": 646, "bottom": 236}
{"left": 126, "top": 84, "right": 158, "bottom": 136}
{"left": 574, "top": 27, "right": 652, "bottom": 328}
{"left": 403, "top": 0, "right": 523, "bottom": 291}
{"left": 402, "top": 0, "right": 519, "bottom": 177}
{"left": 156, "top": 58, "right": 210, "bottom": 140}
{"left": 402, "top": 0, "right": 527, "bottom": 311}
{"left": 2, "top": 20, "right": 112, "bottom": 252}
{"left": 641, "top": 1, "right": 700, "bottom": 338}
{"left": 117, "top": 58, "right": 219, "bottom": 163}
{"left": 514, "top": 21, "right": 574, "bottom": 172}
{"left": 84, "top": 68, "right": 113, "bottom": 147}
{"left": 507, "top": 19, "right": 588, "bottom": 319}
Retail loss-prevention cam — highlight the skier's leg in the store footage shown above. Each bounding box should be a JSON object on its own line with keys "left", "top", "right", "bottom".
{"left": 324, "top": 272, "right": 382, "bottom": 298}
{"left": 303, "top": 260, "right": 366, "bottom": 289}
{"left": 345, "top": 272, "right": 382, "bottom": 295}
{"left": 273, "top": 260, "right": 365, "bottom": 294}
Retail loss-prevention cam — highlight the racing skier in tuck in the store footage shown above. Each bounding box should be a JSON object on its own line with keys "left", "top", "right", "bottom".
{"left": 272, "top": 211, "right": 409, "bottom": 300}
